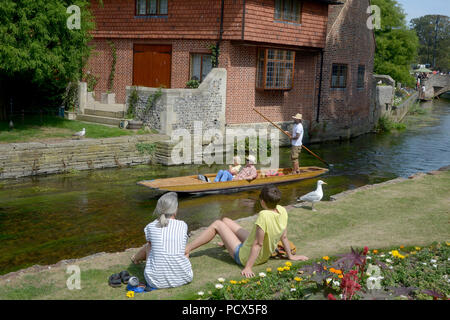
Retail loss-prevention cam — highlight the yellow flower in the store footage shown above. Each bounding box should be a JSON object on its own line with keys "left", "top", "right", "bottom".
{"left": 284, "top": 266, "right": 290, "bottom": 271}
{"left": 266, "top": 268, "right": 272, "bottom": 272}
{"left": 285, "top": 261, "right": 292, "bottom": 267}
{"left": 415, "top": 247, "right": 421, "bottom": 251}
{"left": 126, "top": 291, "right": 135, "bottom": 298}
{"left": 227, "top": 286, "right": 231, "bottom": 291}
{"left": 256, "top": 281, "right": 261, "bottom": 285}
{"left": 398, "top": 254, "right": 405, "bottom": 259}
{"left": 230, "top": 280, "right": 237, "bottom": 285}
{"left": 391, "top": 250, "right": 399, "bottom": 257}
{"left": 446, "top": 242, "right": 450, "bottom": 246}
{"left": 277, "top": 267, "right": 284, "bottom": 272}
{"left": 410, "top": 251, "right": 417, "bottom": 255}
{"left": 323, "top": 256, "right": 330, "bottom": 261}
{"left": 294, "top": 277, "right": 302, "bottom": 282}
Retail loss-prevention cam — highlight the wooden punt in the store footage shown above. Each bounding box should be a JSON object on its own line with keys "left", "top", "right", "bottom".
{"left": 137, "top": 167, "right": 328, "bottom": 195}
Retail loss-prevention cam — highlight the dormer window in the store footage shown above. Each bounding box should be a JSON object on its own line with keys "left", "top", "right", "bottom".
{"left": 136, "top": 0, "right": 168, "bottom": 16}
{"left": 274, "top": 0, "right": 302, "bottom": 23}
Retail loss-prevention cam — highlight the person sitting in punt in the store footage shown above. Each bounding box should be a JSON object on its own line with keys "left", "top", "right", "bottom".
{"left": 184, "top": 184, "right": 309, "bottom": 278}
{"left": 233, "top": 155, "right": 258, "bottom": 182}
{"left": 131, "top": 192, "right": 193, "bottom": 289}
{"left": 214, "top": 156, "right": 242, "bottom": 182}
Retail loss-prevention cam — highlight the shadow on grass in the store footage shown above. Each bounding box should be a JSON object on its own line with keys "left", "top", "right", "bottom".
{"left": 189, "top": 247, "right": 236, "bottom": 266}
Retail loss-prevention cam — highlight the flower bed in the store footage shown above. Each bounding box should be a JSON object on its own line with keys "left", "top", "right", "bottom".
{"left": 196, "top": 242, "right": 449, "bottom": 300}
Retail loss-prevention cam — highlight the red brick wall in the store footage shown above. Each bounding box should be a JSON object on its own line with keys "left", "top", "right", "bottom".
{"left": 90, "top": 0, "right": 243, "bottom": 40}
{"left": 243, "top": 0, "right": 328, "bottom": 48}
{"left": 86, "top": 38, "right": 219, "bottom": 103}
{"left": 318, "top": 0, "right": 376, "bottom": 130}
{"left": 221, "top": 42, "right": 320, "bottom": 125}
{"left": 90, "top": 0, "right": 327, "bottom": 48}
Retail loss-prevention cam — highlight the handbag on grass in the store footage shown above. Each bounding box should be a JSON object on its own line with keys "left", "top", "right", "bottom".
{"left": 271, "top": 240, "right": 296, "bottom": 259}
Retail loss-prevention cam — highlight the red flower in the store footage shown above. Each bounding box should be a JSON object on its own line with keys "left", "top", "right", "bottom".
{"left": 363, "top": 246, "right": 369, "bottom": 255}
{"left": 327, "top": 293, "right": 337, "bottom": 300}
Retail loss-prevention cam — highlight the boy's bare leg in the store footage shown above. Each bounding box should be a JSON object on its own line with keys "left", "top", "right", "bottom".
{"left": 186, "top": 220, "right": 241, "bottom": 259}
{"left": 221, "top": 217, "right": 249, "bottom": 242}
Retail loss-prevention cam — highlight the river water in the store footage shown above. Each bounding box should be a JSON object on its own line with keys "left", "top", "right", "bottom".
{"left": 0, "top": 99, "right": 449, "bottom": 275}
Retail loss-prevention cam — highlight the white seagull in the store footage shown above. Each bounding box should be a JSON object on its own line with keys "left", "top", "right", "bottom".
{"left": 296, "top": 180, "right": 327, "bottom": 211}
{"left": 73, "top": 128, "right": 86, "bottom": 139}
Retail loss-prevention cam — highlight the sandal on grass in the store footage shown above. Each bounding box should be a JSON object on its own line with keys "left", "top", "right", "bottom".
{"left": 119, "top": 270, "right": 131, "bottom": 284}
{"left": 108, "top": 273, "right": 122, "bottom": 288}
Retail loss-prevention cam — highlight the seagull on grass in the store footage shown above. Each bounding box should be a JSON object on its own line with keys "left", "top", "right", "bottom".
{"left": 295, "top": 180, "right": 327, "bottom": 211}
{"left": 73, "top": 128, "right": 86, "bottom": 139}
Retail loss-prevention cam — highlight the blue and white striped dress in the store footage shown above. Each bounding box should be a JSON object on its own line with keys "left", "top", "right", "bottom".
{"left": 143, "top": 219, "right": 193, "bottom": 289}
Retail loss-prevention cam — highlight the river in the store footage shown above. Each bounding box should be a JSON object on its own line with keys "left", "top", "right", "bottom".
{"left": 0, "top": 98, "right": 449, "bottom": 275}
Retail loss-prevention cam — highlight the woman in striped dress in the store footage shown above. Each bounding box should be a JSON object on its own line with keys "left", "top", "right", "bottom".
{"left": 131, "top": 192, "right": 193, "bottom": 289}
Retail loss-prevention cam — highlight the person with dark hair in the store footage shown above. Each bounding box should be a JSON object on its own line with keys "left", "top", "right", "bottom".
{"left": 185, "top": 185, "right": 308, "bottom": 278}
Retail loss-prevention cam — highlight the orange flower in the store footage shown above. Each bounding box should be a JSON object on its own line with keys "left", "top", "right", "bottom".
{"left": 323, "top": 256, "right": 330, "bottom": 261}
{"left": 400, "top": 245, "right": 404, "bottom": 249}
{"left": 323, "top": 266, "right": 327, "bottom": 270}
{"left": 338, "top": 275, "right": 343, "bottom": 279}
{"left": 329, "top": 268, "right": 336, "bottom": 273}
{"left": 334, "top": 269, "right": 342, "bottom": 275}
{"left": 373, "top": 249, "right": 378, "bottom": 254}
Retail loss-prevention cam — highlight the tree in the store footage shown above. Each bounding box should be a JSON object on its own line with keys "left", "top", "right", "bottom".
{"left": 371, "top": 0, "right": 419, "bottom": 87}
{"left": 411, "top": 15, "right": 450, "bottom": 72}
{"left": 0, "top": 0, "right": 95, "bottom": 120}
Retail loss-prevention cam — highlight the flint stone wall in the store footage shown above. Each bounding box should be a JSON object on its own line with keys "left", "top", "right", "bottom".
{"left": 125, "top": 68, "right": 227, "bottom": 136}
{"left": 0, "top": 135, "right": 165, "bottom": 180}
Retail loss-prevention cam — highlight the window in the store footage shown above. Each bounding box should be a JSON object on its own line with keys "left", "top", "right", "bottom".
{"left": 274, "top": 0, "right": 302, "bottom": 23}
{"left": 136, "top": 0, "right": 168, "bottom": 16}
{"left": 256, "top": 48, "right": 295, "bottom": 90}
{"left": 357, "top": 65, "right": 365, "bottom": 88}
{"left": 331, "top": 64, "right": 348, "bottom": 88}
{"left": 190, "top": 54, "right": 213, "bottom": 82}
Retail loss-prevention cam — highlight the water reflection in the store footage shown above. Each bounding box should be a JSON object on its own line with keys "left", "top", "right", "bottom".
{"left": 0, "top": 99, "right": 449, "bottom": 274}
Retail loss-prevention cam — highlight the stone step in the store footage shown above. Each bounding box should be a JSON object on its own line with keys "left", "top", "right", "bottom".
{"left": 84, "top": 108, "right": 125, "bottom": 119}
{"left": 76, "top": 114, "right": 124, "bottom": 127}
{"left": 88, "top": 102, "right": 127, "bottom": 112}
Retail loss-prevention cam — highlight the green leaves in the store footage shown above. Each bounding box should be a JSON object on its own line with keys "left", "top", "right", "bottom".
{"left": 0, "top": 0, "right": 95, "bottom": 108}
{"left": 371, "top": 0, "right": 419, "bottom": 86}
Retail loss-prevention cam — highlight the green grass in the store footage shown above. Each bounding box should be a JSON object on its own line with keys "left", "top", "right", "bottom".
{"left": 0, "top": 171, "right": 449, "bottom": 300}
{"left": 0, "top": 115, "right": 136, "bottom": 143}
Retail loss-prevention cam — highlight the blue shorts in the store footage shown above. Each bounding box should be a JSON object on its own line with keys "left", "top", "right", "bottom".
{"left": 234, "top": 243, "right": 243, "bottom": 266}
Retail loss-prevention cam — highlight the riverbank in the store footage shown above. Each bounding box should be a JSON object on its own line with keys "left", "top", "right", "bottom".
{"left": 0, "top": 167, "right": 448, "bottom": 300}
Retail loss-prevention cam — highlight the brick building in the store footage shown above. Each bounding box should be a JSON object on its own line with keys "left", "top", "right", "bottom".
{"left": 86, "top": 0, "right": 376, "bottom": 142}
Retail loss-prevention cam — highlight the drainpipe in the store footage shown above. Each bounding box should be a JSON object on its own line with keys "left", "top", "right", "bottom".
{"left": 241, "top": 0, "right": 246, "bottom": 40}
{"left": 316, "top": 49, "right": 324, "bottom": 123}
{"left": 215, "top": 0, "right": 225, "bottom": 67}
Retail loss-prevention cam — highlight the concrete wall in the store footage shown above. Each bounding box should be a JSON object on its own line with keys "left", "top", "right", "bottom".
{"left": 0, "top": 136, "right": 162, "bottom": 180}
{"left": 126, "top": 68, "right": 227, "bottom": 136}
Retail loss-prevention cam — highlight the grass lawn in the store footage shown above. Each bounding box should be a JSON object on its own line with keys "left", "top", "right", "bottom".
{"left": 0, "top": 115, "right": 143, "bottom": 143}
{"left": 0, "top": 170, "right": 448, "bottom": 300}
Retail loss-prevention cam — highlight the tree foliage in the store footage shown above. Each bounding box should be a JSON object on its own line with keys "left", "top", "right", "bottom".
{"left": 0, "top": 0, "right": 95, "bottom": 117}
{"left": 371, "top": 0, "right": 419, "bottom": 87}
{"left": 410, "top": 15, "right": 450, "bottom": 72}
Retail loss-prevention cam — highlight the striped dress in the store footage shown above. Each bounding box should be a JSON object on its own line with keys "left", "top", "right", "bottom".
{"left": 144, "top": 219, "right": 193, "bottom": 289}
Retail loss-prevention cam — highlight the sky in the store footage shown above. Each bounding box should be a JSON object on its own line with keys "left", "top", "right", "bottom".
{"left": 396, "top": 0, "right": 450, "bottom": 24}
